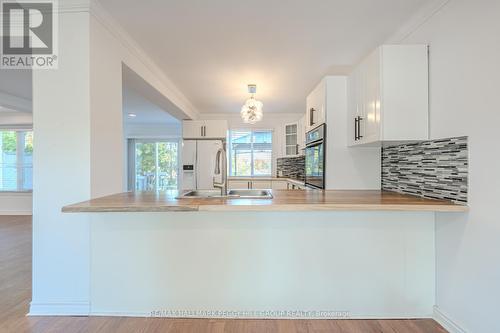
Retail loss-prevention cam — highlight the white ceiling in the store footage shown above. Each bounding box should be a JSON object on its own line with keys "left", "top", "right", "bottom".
{"left": 0, "top": 69, "right": 32, "bottom": 101}
{"left": 101, "top": 0, "right": 433, "bottom": 114}
{"left": 123, "top": 87, "right": 180, "bottom": 124}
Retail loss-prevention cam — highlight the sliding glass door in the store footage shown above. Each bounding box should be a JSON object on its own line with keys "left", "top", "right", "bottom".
{"left": 132, "top": 140, "right": 179, "bottom": 191}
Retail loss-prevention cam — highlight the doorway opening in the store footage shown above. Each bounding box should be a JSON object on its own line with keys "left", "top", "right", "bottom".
{"left": 128, "top": 139, "right": 179, "bottom": 191}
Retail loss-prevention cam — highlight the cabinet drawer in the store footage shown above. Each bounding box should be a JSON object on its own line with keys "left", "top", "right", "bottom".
{"left": 251, "top": 180, "right": 272, "bottom": 189}
{"left": 228, "top": 180, "right": 251, "bottom": 189}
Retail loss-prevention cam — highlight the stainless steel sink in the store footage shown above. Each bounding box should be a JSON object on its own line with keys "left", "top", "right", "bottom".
{"left": 227, "top": 189, "right": 273, "bottom": 199}
{"left": 177, "top": 190, "right": 227, "bottom": 198}
{"left": 177, "top": 189, "right": 273, "bottom": 199}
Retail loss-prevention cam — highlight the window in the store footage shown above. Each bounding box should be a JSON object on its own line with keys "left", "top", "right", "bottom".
{"left": 0, "top": 130, "right": 33, "bottom": 191}
{"left": 129, "top": 139, "right": 179, "bottom": 191}
{"left": 229, "top": 129, "right": 272, "bottom": 177}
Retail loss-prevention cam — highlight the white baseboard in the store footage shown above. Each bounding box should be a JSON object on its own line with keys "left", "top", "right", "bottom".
{"left": 90, "top": 310, "right": 432, "bottom": 320}
{"left": 29, "top": 301, "right": 90, "bottom": 316}
{"left": 433, "top": 306, "right": 466, "bottom": 333}
{"left": 0, "top": 211, "right": 32, "bottom": 216}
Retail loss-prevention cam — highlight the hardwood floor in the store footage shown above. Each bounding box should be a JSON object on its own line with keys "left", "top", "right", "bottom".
{"left": 0, "top": 215, "right": 448, "bottom": 333}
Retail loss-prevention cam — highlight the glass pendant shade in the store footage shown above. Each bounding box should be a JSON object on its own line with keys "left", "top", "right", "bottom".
{"left": 241, "top": 98, "right": 263, "bottom": 124}
{"left": 240, "top": 95, "right": 263, "bottom": 124}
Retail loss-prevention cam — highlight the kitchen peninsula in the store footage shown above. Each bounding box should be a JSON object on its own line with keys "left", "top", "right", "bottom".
{"left": 62, "top": 190, "right": 466, "bottom": 319}
{"left": 63, "top": 190, "right": 466, "bottom": 213}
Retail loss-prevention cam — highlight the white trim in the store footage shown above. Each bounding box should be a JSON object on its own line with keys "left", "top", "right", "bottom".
{"left": 201, "top": 112, "right": 304, "bottom": 119}
{"left": 54, "top": 0, "right": 199, "bottom": 120}
{"left": 433, "top": 306, "right": 467, "bottom": 333}
{"left": 29, "top": 301, "right": 90, "bottom": 316}
{"left": 90, "top": 310, "right": 432, "bottom": 320}
{"left": 87, "top": 0, "right": 199, "bottom": 120}
{"left": 0, "top": 211, "right": 31, "bottom": 215}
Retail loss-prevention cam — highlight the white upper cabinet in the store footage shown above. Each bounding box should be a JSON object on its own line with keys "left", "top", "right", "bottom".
{"left": 284, "top": 122, "right": 299, "bottom": 156}
{"left": 306, "top": 79, "right": 326, "bottom": 132}
{"left": 297, "top": 114, "right": 306, "bottom": 152}
{"left": 182, "top": 120, "right": 228, "bottom": 139}
{"left": 348, "top": 45, "right": 429, "bottom": 146}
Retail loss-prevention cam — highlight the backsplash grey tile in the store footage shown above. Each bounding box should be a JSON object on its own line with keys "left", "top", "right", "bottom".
{"left": 382, "top": 137, "right": 468, "bottom": 203}
{"left": 277, "top": 155, "right": 305, "bottom": 181}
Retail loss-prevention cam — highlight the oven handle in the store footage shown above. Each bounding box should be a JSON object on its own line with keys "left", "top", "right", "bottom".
{"left": 305, "top": 139, "right": 324, "bottom": 148}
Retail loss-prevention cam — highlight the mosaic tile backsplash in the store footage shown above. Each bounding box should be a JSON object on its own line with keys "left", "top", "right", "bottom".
{"left": 277, "top": 155, "right": 305, "bottom": 181}
{"left": 382, "top": 136, "right": 468, "bottom": 203}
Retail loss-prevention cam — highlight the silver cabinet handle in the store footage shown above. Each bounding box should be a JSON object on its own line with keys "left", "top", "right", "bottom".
{"left": 201, "top": 126, "right": 203, "bottom": 137}
{"left": 354, "top": 117, "right": 358, "bottom": 141}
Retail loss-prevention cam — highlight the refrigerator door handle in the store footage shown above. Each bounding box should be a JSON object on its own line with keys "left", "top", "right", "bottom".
{"left": 195, "top": 141, "right": 198, "bottom": 189}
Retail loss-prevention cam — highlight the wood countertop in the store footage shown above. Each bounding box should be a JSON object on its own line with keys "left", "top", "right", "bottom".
{"left": 62, "top": 190, "right": 468, "bottom": 213}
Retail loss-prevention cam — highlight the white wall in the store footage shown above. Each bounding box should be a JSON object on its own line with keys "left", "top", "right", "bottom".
{"left": 201, "top": 113, "right": 303, "bottom": 174}
{"left": 0, "top": 192, "right": 32, "bottom": 215}
{"left": 31, "top": 10, "right": 92, "bottom": 314}
{"left": 124, "top": 122, "right": 181, "bottom": 139}
{"left": 30, "top": 1, "right": 198, "bottom": 315}
{"left": 393, "top": 0, "right": 500, "bottom": 331}
{"left": 90, "top": 211, "right": 435, "bottom": 318}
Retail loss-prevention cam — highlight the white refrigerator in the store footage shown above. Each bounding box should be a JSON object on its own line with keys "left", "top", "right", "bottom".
{"left": 181, "top": 139, "right": 224, "bottom": 190}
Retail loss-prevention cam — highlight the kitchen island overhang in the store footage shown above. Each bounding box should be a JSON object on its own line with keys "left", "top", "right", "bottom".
{"left": 62, "top": 190, "right": 468, "bottom": 213}
{"left": 62, "top": 190, "right": 466, "bottom": 319}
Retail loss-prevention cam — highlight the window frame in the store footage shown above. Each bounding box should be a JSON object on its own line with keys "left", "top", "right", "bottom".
{"left": 127, "top": 138, "right": 180, "bottom": 192}
{"left": 228, "top": 129, "right": 274, "bottom": 177}
{"left": 0, "top": 128, "right": 33, "bottom": 192}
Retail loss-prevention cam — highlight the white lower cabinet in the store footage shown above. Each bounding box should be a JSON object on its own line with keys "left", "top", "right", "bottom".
{"left": 251, "top": 180, "right": 272, "bottom": 189}
{"left": 228, "top": 180, "right": 272, "bottom": 189}
{"left": 228, "top": 180, "right": 251, "bottom": 189}
{"left": 271, "top": 180, "right": 288, "bottom": 190}
{"left": 229, "top": 179, "right": 298, "bottom": 190}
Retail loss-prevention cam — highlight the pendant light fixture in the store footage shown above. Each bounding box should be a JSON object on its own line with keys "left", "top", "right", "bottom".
{"left": 241, "top": 84, "right": 263, "bottom": 124}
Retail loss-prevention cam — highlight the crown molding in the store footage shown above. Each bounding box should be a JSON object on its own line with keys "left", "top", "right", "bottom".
{"left": 385, "top": 0, "right": 452, "bottom": 43}
{"left": 52, "top": 0, "right": 199, "bottom": 120}
{"left": 199, "top": 112, "right": 304, "bottom": 120}
{"left": 86, "top": 0, "right": 200, "bottom": 120}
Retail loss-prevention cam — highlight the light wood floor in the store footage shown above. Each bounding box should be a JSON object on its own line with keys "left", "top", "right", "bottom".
{"left": 0, "top": 215, "right": 448, "bottom": 333}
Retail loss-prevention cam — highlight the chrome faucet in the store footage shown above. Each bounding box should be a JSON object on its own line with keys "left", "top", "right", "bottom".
{"left": 213, "top": 147, "right": 227, "bottom": 196}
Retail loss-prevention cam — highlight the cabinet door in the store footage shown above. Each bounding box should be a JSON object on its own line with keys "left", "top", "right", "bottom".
{"left": 347, "top": 70, "right": 359, "bottom": 146}
{"left": 348, "top": 66, "right": 366, "bottom": 146}
{"left": 306, "top": 80, "right": 326, "bottom": 131}
{"left": 272, "top": 180, "right": 288, "bottom": 190}
{"left": 228, "top": 180, "right": 251, "bottom": 189}
{"left": 284, "top": 123, "right": 298, "bottom": 156}
{"left": 182, "top": 121, "right": 204, "bottom": 139}
{"left": 297, "top": 115, "right": 306, "bottom": 152}
{"left": 363, "top": 49, "right": 381, "bottom": 143}
{"left": 204, "top": 120, "right": 228, "bottom": 139}
{"left": 251, "top": 180, "right": 272, "bottom": 189}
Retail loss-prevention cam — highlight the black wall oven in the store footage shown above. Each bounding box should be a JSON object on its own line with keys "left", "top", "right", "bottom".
{"left": 305, "top": 124, "right": 325, "bottom": 189}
